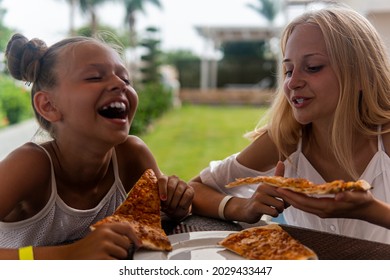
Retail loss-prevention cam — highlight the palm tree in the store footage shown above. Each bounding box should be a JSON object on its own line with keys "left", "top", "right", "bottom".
{"left": 67, "top": 0, "right": 77, "bottom": 35}
{"left": 120, "top": 0, "right": 162, "bottom": 47}
{"left": 247, "top": 0, "right": 282, "bottom": 60}
{"left": 66, "top": 0, "right": 78, "bottom": 36}
{"left": 247, "top": 0, "right": 281, "bottom": 25}
{"left": 79, "top": 0, "right": 109, "bottom": 36}
{"left": 55, "top": 0, "right": 78, "bottom": 36}
{"left": 0, "top": 0, "right": 15, "bottom": 52}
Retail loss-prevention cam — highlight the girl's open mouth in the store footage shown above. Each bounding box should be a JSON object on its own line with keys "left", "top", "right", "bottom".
{"left": 98, "top": 101, "right": 128, "bottom": 119}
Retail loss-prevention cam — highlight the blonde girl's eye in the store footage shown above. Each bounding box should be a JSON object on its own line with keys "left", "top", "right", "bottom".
{"left": 306, "top": 65, "right": 324, "bottom": 73}
{"left": 283, "top": 62, "right": 293, "bottom": 77}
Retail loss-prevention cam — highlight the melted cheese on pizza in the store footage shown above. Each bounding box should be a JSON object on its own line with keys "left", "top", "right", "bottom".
{"left": 219, "top": 224, "right": 317, "bottom": 260}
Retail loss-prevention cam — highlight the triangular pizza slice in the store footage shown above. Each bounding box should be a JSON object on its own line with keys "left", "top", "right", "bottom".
{"left": 91, "top": 169, "right": 172, "bottom": 252}
{"left": 115, "top": 169, "right": 161, "bottom": 215}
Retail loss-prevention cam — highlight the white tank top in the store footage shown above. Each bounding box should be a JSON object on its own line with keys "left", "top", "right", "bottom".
{"left": 200, "top": 130, "right": 390, "bottom": 244}
{"left": 0, "top": 144, "right": 127, "bottom": 248}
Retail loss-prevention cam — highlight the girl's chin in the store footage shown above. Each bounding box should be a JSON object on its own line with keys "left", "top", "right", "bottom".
{"left": 294, "top": 116, "right": 312, "bottom": 125}
{"left": 296, "top": 120, "right": 311, "bottom": 125}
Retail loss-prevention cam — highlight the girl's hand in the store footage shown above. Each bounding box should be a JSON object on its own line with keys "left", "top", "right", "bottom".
{"left": 239, "top": 183, "right": 287, "bottom": 223}
{"left": 158, "top": 175, "right": 194, "bottom": 220}
{"left": 62, "top": 223, "right": 141, "bottom": 260}
{"left": 235, "top": 161, "right": 288, "bottom": 223}
{"left": 276, "top": 188, "right": 375, "bottom": 219}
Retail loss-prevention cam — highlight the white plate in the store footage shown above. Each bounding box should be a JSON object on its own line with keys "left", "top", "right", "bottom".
{"left": 134, "top": 231, "right": 244, "bottom": 260}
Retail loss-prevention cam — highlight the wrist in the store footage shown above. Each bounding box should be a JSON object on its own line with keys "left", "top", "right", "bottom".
{"left": 218, "top": 195, "right": 234, "bottom": 220}
{"left": 30, "top": 245, "right": 69, "bottom": 260}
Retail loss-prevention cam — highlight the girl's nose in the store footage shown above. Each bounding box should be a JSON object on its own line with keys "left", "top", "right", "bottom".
{"left": 108, "top": 75, "right": 127, "bottom": 92}
{"left": 286, "top": 70, "right": 305, "bottom": 90}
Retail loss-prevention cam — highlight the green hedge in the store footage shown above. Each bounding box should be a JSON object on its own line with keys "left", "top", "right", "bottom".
{"left": 130, "top": 83, "right": 173, "bottom": 135}
{"left": 0, "top": 100, "right": 5, "bottom": 127}
{"left": 0, "top": 75, "right": 33, "bottom": 127}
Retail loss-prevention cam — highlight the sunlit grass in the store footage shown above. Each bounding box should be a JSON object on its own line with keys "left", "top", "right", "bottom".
{"left": 141, "top": 104, "right": 268, "bottom": 181}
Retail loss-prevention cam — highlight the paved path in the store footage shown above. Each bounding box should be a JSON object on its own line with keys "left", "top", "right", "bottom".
{"left": 0, "top": 119, "right": 39, "bottom": 160}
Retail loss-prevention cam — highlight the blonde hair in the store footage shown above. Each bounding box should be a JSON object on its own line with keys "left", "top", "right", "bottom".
{"left": 248, "top": 5, "right": 390, "bottom": 179}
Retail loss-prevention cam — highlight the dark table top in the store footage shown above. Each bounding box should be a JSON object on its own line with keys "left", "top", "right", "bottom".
{"left": 163, "top": 214, "right": 390, "bottom": 260}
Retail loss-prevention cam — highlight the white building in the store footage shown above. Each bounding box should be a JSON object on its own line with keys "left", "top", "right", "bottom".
{"left": 196, "top": 0, "right": 390, "bottom": 89}
{"left": 345, "top": 0, "right": 390, "bottom": 54}
{"left": 287, "top": 1, "right": 390, "bottom": 53}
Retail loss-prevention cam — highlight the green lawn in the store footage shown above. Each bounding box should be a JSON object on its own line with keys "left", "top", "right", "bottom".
{"left": 141, "top": 104, "right": 268, "bottom": 181}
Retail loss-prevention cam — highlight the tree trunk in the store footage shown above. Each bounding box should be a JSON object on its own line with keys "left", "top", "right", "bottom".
{"left": 69, "top": 0, "right": 77, "bottom": 36}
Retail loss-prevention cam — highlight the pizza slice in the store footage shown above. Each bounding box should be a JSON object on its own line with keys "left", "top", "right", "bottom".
{"left": 115, "top": 168, "right": 161, "bottom": 216}
{"left": 91, "top": 169, "right": 172, "bottom": 252}
{"left": 225, "top": 175, "right": 372, "bottom": 195}
{"left": 218, "top": 224, "right": 317, "bottom": 260}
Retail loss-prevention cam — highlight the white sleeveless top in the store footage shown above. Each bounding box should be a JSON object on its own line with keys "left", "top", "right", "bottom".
{"left": 200, "top": 132, "right": 390, "bottom": 244}
{"left": 0, "top": 145, "right": 127, "bottom": 248}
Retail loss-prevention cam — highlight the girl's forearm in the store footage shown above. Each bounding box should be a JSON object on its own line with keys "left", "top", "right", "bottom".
{"left": 362, "top": 198, "right": 390, "bottom": 229}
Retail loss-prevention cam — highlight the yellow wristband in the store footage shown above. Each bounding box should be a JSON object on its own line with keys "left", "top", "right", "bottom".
{"left": 19, "top": 246, "right": 34, "bottom": 260}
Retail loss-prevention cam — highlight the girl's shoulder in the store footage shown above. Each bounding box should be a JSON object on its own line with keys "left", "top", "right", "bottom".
{"left": 237, "top": 132, "right": 286, "bottom": 172}
{"left": 0, "top": 142, "right": 52, "bottom": 221}
{"left": 3, "top": 142, "right": 52, "bottom": 184}
{"left": 2, "top": 142, "right": 52, "bottom": 172}
{"left": 116, "top": 135, "right": 150, "bottom": 155}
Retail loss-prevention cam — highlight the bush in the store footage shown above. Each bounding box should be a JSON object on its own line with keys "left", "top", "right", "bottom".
{"left": 130, "top": 83, "right": 173, "bottom": 135}
{"left": 0, "top": 75, "right": 33, "bottom": 125}
{"left": 0, "top": 101, "right": 6, "bottom": 128}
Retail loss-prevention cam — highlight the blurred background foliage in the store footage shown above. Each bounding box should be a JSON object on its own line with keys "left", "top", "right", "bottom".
{"left": 0, "top": 76, "right": 32, "bottom": 128}
{"left": 1, "top": 0, "right": 276, "bottom": 133}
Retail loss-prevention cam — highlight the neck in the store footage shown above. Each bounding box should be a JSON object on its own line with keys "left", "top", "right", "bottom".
{"left": 49, "top": 140, "right": 113, "bottom": 189}
{"left": 305, "top": 123, "right": 333, "bottom": 154}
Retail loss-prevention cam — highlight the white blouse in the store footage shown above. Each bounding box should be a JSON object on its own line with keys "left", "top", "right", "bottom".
{"left": 200, "top": 134, "right": 390, "bottom": 244}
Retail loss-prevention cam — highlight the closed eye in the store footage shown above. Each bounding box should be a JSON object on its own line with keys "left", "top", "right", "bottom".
{"left": 86, "top": 76, "right": 102, "bottom": 81}
{"left": 307, "top": 65, "right": 324, "bottom": 73}
{"left": 121, "top": 78, "right": 131, "bottom": 85}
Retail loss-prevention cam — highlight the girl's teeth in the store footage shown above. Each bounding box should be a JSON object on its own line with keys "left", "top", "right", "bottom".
{"left": 102, "top": 102, "right": 125, "bottom": 110}
{"left": 296, "top": 98, "right": 304, "bottom": 104}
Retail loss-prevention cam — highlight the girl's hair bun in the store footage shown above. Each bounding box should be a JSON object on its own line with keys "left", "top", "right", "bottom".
{"left": 5, "top": 33, "right": 48, "bottom": 83}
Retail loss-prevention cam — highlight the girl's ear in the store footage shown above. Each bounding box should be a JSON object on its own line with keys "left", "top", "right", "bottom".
{"left": 34, "top": 91, "right": 62, "bottom": 122}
